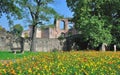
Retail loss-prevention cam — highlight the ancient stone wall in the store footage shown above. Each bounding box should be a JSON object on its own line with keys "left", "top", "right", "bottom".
{"left": 41, "top": 28, "right": 49, "bottom": 38}
{"left": 0, "top": 38, "right": 64, "bottom": 52}
{"left": 22, "top": 18, "right": 71, "bottom": 39}
{"left": 55, "top": 19, "right": 69, "bottom": 37}
{"left": 0, "top": 37, "right": 8, "bottom": 50}
{"left": 0, "top": 32, "right": 11, "bottom": 50}
{"left": 35, "top": 38, "right": 63, "bottom": 52}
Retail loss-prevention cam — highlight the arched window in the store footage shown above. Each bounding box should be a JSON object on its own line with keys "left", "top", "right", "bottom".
{"left": 60, "top": 20, "right": 65, "bottom": 30}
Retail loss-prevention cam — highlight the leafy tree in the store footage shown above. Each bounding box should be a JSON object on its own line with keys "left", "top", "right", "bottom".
{"left": 0, "top": 0, "right": 22, "bottom": 19}
{"left": 111, "top": 22, "right": 120, "bottom": 49}
{"left": 66, "top": 0, "right": 120, "bottom": 49}
{"left": 0, "top": 26, "right": 6, "bottom": 32}
{"left": 40, "top": 24, "right": 55, "bottom": 30}
{"left": 12, "top": 24, "right": 23, "bottom": 37}
{"left": 17, "top": 0, "right": 60, "bottom": 52}
{"left": 24, "top": 32, "right": 29, "bottom": 39}
{"left": 0, "top": 0, "right": 61, "bottom": 52}
{"left": 0, "top": 0, "right": 23, "bottom": 32}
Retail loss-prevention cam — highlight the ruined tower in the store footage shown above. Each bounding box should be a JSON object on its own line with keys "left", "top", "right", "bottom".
{"left": 55, "top": 19, "right": 69, "bottom": 37}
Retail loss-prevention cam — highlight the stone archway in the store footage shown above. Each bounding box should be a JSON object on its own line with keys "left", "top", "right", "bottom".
{"left": 55, "top": 19, "right": 68, "bottom": 31}
{"left": 55, "top": 19, "right": 69, "bottom": 37}
{"left": 60, "top": 20, "right": 65, "bottom": 30}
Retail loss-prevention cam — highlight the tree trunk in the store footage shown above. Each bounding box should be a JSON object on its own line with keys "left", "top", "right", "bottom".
{"left": 30, "top": 25, "right": 37, "bottom": 52}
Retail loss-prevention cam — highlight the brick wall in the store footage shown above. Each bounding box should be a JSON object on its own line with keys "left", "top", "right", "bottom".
{"left": 0, "top": 38, "right": 65, "bottom": 52}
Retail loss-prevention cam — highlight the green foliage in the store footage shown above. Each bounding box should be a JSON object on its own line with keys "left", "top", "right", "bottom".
{"left": 66, "top": 0, "right": 120, "bottom": 49}
{"left": 0, "top": 0, "right": 22, "bottom": 19}
{"left": 51, "top": 48, "right": 59, "bottom": 52}
{"left": 17, "top": 0, "right": 60, "bottom": 25}
{"left": 24, "top": 32, "right": 29, "bottom": 38}
{"left": 0, "top": 26, "right": 2, "bottom": 31}
{"left": 16, "top": 0, "right": 61, "bottom": 51}
{"left": 111, "top": 25, "right": 120, "bottom": 48}
{"left": 12, "top": 24, "right": 23, "bottom": 37}
{"left": 78, "top": 16, "right": 112, "bottom": 48}
{"left": 40, "top": 24, "right": 55, "bottom": 30}
{"left": 0, "top": 52, "right": 120, "bottom": 74}
{"left": 0, "top": 0, "right": 23, "bottom": 32}
{"left": 58, "top": 36, "right": 65, "bottom": 41}
{"left": 0, "top": 26, "right": 6, "bottom": 32}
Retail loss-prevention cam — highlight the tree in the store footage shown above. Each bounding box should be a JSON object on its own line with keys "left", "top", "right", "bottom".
{"left": 12, "top": 24, "right": 23, "bottom": 37}
{"left": 66, "top": 0, "right": 120, "bottom": 49}
{"left": 0, "top": 0, "right": 23, "bottom": 32}
{"left": 18, "top": 0, "right": 60, "bottom": 52}
{"left": 0, "top": 0, "right": 22, "bottom": 18}
{"left": 40, "top": 24, "right": 55, "bottom": 30}
{"left": 0, "top": 26, "right": 6, "bottom": 32}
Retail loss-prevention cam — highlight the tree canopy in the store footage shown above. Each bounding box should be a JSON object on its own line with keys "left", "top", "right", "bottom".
{"left": 0, "top": 0, "right": 61, "bottom": 52}
{"left": 0, "top": 0, "right": 22, "bottom": 19}
{"left": 0, "top": 26, "right": 6, "bottom": 32}
{"left": 0, "top": 0, "right": 23, "bottom": 31}
{"left": 66, "top": 0, "right": 120, "bottom": 49}
{"left": 16, "top": 0, "right": 60, "bottom": 51}
{"left": 12, "top": 24, "right": 23, "bottom": 37}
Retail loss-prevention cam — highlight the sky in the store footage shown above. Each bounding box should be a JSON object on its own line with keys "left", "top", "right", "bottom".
{"left": 0, "top": 0, "right": 73, "bottom": 31}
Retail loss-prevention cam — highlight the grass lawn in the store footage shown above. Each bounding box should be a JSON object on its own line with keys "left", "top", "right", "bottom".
{"left": 0, "top": 51, "right": 38, "bottom": 60}
{"left": 0, "top": 51, "right": 120, "bottom": 74}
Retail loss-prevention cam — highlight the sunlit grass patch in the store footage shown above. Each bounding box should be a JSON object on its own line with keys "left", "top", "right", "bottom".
{"left": 0, "top": 51, "right": 38, "bottom": 60}
{"left": 0, "top": 51, "right": 120, "bottom": 74}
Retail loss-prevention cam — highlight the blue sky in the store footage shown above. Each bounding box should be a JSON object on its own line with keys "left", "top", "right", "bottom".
{"left": 0, "top": 0, "right": 73, "bottom": 31}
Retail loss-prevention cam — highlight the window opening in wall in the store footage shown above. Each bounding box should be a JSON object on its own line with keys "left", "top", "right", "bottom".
{"left": 60, "top": 20, "right": 65, "bottom": 30}
{"left": 68, "top": 22, "right": 74, "bottom": 29}
{"left": 69, "top": 22, "right": 74, "bottom": 29}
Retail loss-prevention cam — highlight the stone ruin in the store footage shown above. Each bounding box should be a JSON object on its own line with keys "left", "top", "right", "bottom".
{"left": 22, "top": 18, "right": 77, "bottom": 38}
{"left": 0, "top": 18, "right": 78, "bottom": 52}
{"left": 0, "top": 31, "right": 27, "bottom": 53}
{"left": 0, "top": 31, "right": 11, "bottom": 50}
{"left": 0, "top": 18, "right": 118, "bottom": 51}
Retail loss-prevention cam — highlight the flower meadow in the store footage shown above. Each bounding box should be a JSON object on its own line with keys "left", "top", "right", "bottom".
{"left": 0, "top": 51, "right": 120, "bottom": 75}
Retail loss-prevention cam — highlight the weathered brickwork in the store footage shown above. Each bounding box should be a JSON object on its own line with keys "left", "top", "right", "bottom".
{"left": 0, "top": 18, "right": 77, "bottom": 51}
{"left": 0, "top": 38, "right": 64, "bottom": 52}
{"left": 22, "top": 18, "right": 75, "bottom": 38}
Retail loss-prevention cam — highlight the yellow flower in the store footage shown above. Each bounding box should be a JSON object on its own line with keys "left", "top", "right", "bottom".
{"left": 44, "top": 65, "right": 47, "bottom": 69}
{"left": 28, "top": 68, "right": 32, "bottom": 73}
{"left": 118, "top": 65, "right": 120, "bottom": 69}
{"left": 2, "top": 69, "right": 6, "bottom": 73}
{"left": 5, "top": 63, "right": 9, "bottom": 67}
{"left": 11, "top": 69, "right": 16, "bottom": 75}
{"left": 9, "top": 61, "right": 13, "bottom": 65}
{"left": 37, "top": 73, "right": 40, "bottom": 75}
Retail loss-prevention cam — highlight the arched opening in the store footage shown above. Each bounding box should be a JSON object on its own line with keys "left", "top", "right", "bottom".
{"left": 60, "top": 20, "right": 65, "bottom": 30}
{"left": 69, "top": 23, "right": 74, "bottom": 29}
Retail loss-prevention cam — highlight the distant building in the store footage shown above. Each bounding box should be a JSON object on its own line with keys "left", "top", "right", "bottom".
{"left": 22, "top": 18, "right": 78, "bottom": 38}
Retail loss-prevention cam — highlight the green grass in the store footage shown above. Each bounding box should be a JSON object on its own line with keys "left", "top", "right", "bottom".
{"left": 0, "top": 51, "right": 38, "bottom": 60}
{"left": 1, "top": 51, "right": 120, "bottom": 74}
